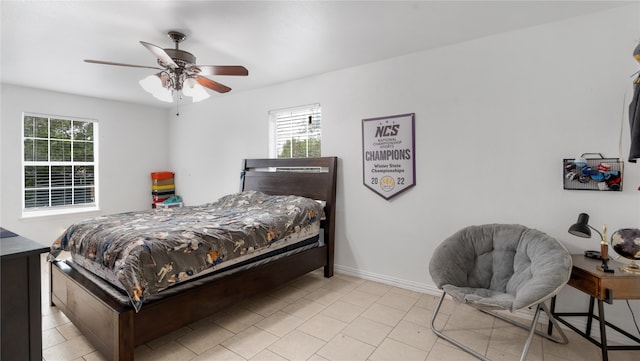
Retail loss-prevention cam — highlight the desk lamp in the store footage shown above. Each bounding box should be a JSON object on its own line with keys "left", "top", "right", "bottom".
{"left": 568, "top": 213, "right": 614, "bottom": 273}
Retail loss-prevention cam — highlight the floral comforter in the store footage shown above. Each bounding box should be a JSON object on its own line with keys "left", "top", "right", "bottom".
{"left": 49, "top": 191, "right": 324, "bottom": 312}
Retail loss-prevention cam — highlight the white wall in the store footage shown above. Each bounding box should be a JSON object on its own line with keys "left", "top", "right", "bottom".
{"left": 170, "top": 5, "right": 640, "bottom": 339}
{"left": 0, "top": 84, "right": 170, "bottom": 243}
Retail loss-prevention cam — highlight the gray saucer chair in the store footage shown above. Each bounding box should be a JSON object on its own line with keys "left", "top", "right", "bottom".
{"left": 429, "top": 224, "right": 572, "bottom": 361}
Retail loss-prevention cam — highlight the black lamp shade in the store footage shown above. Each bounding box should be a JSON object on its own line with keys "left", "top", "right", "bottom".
{"left": 568, "top": 213, "right": 591, "bottom": 238}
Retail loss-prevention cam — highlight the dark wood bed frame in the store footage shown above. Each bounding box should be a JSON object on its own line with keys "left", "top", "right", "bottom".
{"left": 50, "top": 157, "right": 338, "bottom": 361}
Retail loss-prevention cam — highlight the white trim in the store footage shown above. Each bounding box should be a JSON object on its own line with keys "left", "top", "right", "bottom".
{"left": 334, "top": 264, "right": 440, "bottom": 295}
{"left": 21, "top": 205, "right": 100, "bottom": 219}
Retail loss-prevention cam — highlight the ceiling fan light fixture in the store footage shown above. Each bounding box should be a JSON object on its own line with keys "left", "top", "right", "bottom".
{"left": 190, "top": 84, "right": 210, "bottom": 103}
{"left": 182, "top": 77, "right": 198, "bottom": 96}
{"left": 159, "top": 72, "right": 171, "bottom": 87}
{"left": 139, "top": 74, "right": 163, "bottom": 94}
{"left": 153, "top": 87, "right": 174, "bottom": 103}
{"left": 140, "top": 73, "right": 173, "bottom": 102}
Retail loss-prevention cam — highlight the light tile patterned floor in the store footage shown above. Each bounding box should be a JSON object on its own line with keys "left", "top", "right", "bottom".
{"left": 41, "top": 263, "right": 639, "bottom": 361}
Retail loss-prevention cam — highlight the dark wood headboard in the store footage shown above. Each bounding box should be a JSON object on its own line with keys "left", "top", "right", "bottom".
{"left": 240, "top": 157, "right": 338, "bottom": 276}
{"left": 241, "top": 157, "right": 336, "bottom": 199}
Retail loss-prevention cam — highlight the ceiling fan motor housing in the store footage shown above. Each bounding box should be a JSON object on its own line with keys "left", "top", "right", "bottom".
{"left": 163, "top": 49, "right": 196, "bottom": 68}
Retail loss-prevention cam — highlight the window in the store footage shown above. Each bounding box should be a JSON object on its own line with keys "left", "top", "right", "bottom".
{"left": 269, "top": 104, "right": 321, "bottom": 158}
{"left": 22, "top": 113, "right": 99, "bottom": 217}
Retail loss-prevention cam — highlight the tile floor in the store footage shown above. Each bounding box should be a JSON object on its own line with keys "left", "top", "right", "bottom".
{"left": 41, "top": 262, "right": 639, "bottom": 361}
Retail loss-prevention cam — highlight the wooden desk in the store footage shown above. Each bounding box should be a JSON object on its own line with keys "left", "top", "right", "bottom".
{"left": 551, "top": 254, "right": 640, "bottom": 361}
{"left": 1, "top": 228, "right": 49, "bottom": 361}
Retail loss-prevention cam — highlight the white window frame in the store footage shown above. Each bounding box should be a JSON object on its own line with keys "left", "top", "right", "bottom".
{"left": 21, "top": 112, "right": 100, "bottom": 218}
{"left": 268, "top": 103, "right": 322, "bottom": 158}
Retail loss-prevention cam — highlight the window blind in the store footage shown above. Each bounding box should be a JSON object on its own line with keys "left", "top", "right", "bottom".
{"left": 269, "top": 104, "right": 321, "bottom": 158}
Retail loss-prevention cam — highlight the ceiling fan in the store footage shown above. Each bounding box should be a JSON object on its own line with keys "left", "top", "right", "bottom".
{"left": 85, "top": 31, "right": 248, "bottom": 103}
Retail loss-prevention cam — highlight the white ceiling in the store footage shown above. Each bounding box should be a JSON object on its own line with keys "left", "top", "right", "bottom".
{"left": 1, "top": 1, "right": 633, "bottom": 108}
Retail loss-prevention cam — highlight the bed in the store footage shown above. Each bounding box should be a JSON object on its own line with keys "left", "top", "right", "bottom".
{"left": 49, "top": 157, "right": 338, "bottom": 361}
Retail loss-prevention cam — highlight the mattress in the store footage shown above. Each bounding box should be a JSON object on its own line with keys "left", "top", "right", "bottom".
{"left": 59, "top": 235, "right": 321, "bottom": 306}
{"left": 49, "top": 191, "right": 324, "bottom": 312}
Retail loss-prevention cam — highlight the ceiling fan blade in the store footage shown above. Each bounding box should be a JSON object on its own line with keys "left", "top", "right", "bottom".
{"left": 84, "top": 59, "right": 163, "bottom": 70}
{"left": 140, "top": 41, "right": 178, "bottom": 69}
{"left": 196, "top": 76, "right": 231, "bottom": 93}
{"left": 193, "top": 65, "right": 248, "bottom": 76}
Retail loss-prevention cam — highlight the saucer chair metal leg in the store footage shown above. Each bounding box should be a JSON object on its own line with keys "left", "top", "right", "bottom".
{"left": 517, "top": 303, "right": 569, "bottom": 361}
{"left": 520, "top": 304, "right": 543, "bottom": 361}
{"left": 430, "top": 291, "right": 569, "bottom": 361}
{"left": 482, "top": 302, "right": 569, "bottom": 346}
{"left": 430, "top": 291, "right": 490, "bottom": 361}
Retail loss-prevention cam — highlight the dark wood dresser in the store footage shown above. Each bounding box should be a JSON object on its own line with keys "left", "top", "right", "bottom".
{"left": 1, "top": 228, "right": 49, "bottom": 361}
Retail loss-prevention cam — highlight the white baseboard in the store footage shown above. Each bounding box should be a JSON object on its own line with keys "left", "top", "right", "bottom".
{"left": 334, "top": 264, "right": 441, "bottom": 295}
{"left": 334, "top": 264, "right": 631, "bottom": 346}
